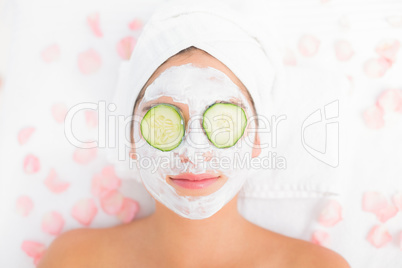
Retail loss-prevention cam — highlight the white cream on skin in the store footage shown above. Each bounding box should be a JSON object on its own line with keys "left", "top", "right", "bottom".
{"left": 132, "top": 63, "right": 257, "bottom": 219}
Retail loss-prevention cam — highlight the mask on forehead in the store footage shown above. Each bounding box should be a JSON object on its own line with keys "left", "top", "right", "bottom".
{"left": 132, "top": 63, "right": 258, "bottom": 219}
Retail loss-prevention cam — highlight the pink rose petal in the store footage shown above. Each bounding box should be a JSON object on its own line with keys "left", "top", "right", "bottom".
{"left": 44, "top": 169, "right": 70, "bottom": 193}
{"left": 78, "top": 48, "right": 102, "bottom": 75}
{"left": 392, "top": 192, "right": 402, "bottom": 211}
{"left": 71, "top": 198, "right": 98, "bottom": 226}
{"left": 318, "top": 200, "right": 343, "bottom": 227}
{"left": 363, "top": 58, "right": 391, "bottom": 78}
{"left": 311, "top": 230, "right": 329, "bottom": 246}
{"left": 117, "top": 198, "right": 140, "bottom": 223}
{"left": 377, "top": 89, "right": 402, "bottom": 112}
{"left": 16, "top": 195, "right": 34, "bottom": 216}
{"left": 338, "top": 15, "right": 350, "bottom": 30}
{"left": 21, "top": 240, "right": 46, "bottom": 265}
{"left": 41, "top": 211, "right": 64, "bottom": 235}
{"left": 91, "top": 165, "right": 121, "bottom": 198}
{"left": 100, "top": 190, "right": 124, "bottom": 215}
{"left": 51, "top": 102, "right": 68, "bottom": 123}
{"left": 23, "top": 154, "right": 40, "bottom": 174}
{"left": 116, "top": 36, "right": 136, "bottom": 60}
{"left": 376, "top": 204, "right": 398, "bottom": 222}
{"left": 41, "top": 44, "right": 60, "bottom": 63}
{"left": 386, "top": 16, "right": 402, "bottom": 27}
{"left": 87, "top": 12, "right": 103, "bottom": 38}
{"left": 85, "top": 110, "right": 98, "bottom": 128}
{"left": 298, "top": 34, "right": 320, "bottom": 57}
{"left": 399, "top": 231, "right": 402, "bottom": 251}
{"left": 363, "top": 105, "right": 385, "bottom": 129}
{"left": 334, "top": 40, "right": 354, "bottom": 61}
{"left": 283, "top": 48, "right": 297, "bottom": 66}
{"left": 73, "top": 146, "right": 97, "bottom": 165}
{"left": 375, "top": 39, "right": 400, "bottom": 63}
{"left": 362, "top": 192, "right": 388, "bottom": 212}
{"left": 18, "top": 126, "right": 36, "bottom": 145}
{"left": 362, "top": 192, "right": 398, "bottom": 222}
{"left": 128, "top": 18, "right": 143, "bottom": 31}
{"left": 367, "top": 224, "right": 392, "bottom": 248}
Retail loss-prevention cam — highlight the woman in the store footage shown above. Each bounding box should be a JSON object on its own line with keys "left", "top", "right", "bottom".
{"left": 38, "top": 2, "right": 350, "bottom": 267}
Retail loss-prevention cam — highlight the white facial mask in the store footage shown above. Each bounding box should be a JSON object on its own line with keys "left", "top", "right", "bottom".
{"left": 132, "top": 63, "right": 257, "bottom": 219}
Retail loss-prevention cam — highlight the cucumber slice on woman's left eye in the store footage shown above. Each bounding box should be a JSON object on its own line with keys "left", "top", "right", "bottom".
{"left": 202, "top": 103, "right": 247, "bottom": 148}
{"left": 140, "top": 104, "right": 184, "bottom": 151}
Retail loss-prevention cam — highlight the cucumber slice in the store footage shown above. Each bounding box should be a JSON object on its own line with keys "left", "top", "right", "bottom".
{"left": 140, "top": 104, "right": 184, "bottom": 151}
{"left": 202, "top": 103, "right": 247, "bottom": 148}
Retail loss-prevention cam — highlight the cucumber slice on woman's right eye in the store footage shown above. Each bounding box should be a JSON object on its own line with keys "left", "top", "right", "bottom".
{"left": 140, "top": 104, "right": 184, "bottom": 152}
{"left": 202, "top": 103, "right": 247, "bottom": 148}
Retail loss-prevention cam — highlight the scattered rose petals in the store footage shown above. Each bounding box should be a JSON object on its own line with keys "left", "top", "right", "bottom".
{"left": 363, "top": 58, "right": 391, "bottom": 78}
{"left": 91, "top": 165, "right": 121, "bottom": 198}
{"left": 311, "top": 230, "right": 329, "bottom": 246}
{"left": 73, "top": 147, "right": 97, "bottom": 165}
{"left": 87, "top": 12, "right": 103, "bottom": 38}
{"left": 375, "top": 39, "right": 400, "bottom": 63}
{"left": 117, "top": 198, "right": 140, "bottom": 223}
{"left": 23, "top": 154, "right": 40, "bottom": 174}
{"left": 377, "top": 89, "right": 402, "bottom": 112}
{"left": 392, "top": 192, "right": 402, "bottom": 211}
{"left": 116, "top": 36, "right": 136, "bottom": 60}
{"left": 100, "top": 190, "right": 124, "bottom": 215}
{"left": 334, "top": 40, "right": 354, "bottom": 61}
{"left": 85, "top": 110, "right": 98, "bottom": 128}
{"left": 51, "top": 102, "right": 68, "bottom": 123}
{"left": 318, "top": 200, "right": 343, "bottom": 227}
{"left": 71, "top": 198, "right": 98, "bottom": 226}
{"left": 367, "top": 225, "right": 392, "bottom": 248}
{"left": 18, "top": 127, "right": 35, "bottom": 145}
{"left": 78, "top": 48, "right": 102, "bottom": 75}
{"left": 16, "top": 195, "right": 34, "bottom": 216}
{"left": 282, "top": 48, "right": 297, "bottom": 66}
{"left": 298, "top": 34, "right": 320, "bottom": 57}
{"left": 44, "top": 169, "right": 70, "bottom": 193}
{"left": 21, "top": 240, "right": 46, "bottom": 265}
{"left": 41, "top": 44, "right": 60, "bottom": 63}
{"left": 128, "top": 18, "right": 143, "bottom": 31}
{"left": 363, "top": 105, "right": 385, "bottom": 129}
{"left": 41, "top": 211, "right": 64, "bottom": 235}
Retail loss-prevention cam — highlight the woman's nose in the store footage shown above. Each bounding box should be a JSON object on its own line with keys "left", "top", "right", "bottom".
{"left": 177, "top": 117, "right": 213, "bottom": 164}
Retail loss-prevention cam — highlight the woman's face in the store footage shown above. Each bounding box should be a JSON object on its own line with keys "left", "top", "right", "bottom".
{"left": 131, "top": 49, "right": 260, "bottom": 219}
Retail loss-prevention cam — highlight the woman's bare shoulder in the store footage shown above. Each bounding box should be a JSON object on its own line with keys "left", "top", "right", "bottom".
{"left": 246, "top": 225, "right": 349, "bottom": 268}
{"left": 37, "top": 220, "right": 146, "bottom": 268}
{"left": 37, "top": 228, "right": 104, "bottom": 268}
{"left": 291, "top": 239, "right": 350, "bottom": 268}
{"left": 270, "top": 233, "right": 350, "bottom": 268}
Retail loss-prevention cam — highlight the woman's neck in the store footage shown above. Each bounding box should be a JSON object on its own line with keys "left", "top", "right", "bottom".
{"left": 144, "top": 194, "right": 253, "bottom": 267}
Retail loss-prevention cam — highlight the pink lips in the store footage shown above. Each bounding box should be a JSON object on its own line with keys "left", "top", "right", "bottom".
{"left": 169, "top": 173, "right": 220, "bottom": 190}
